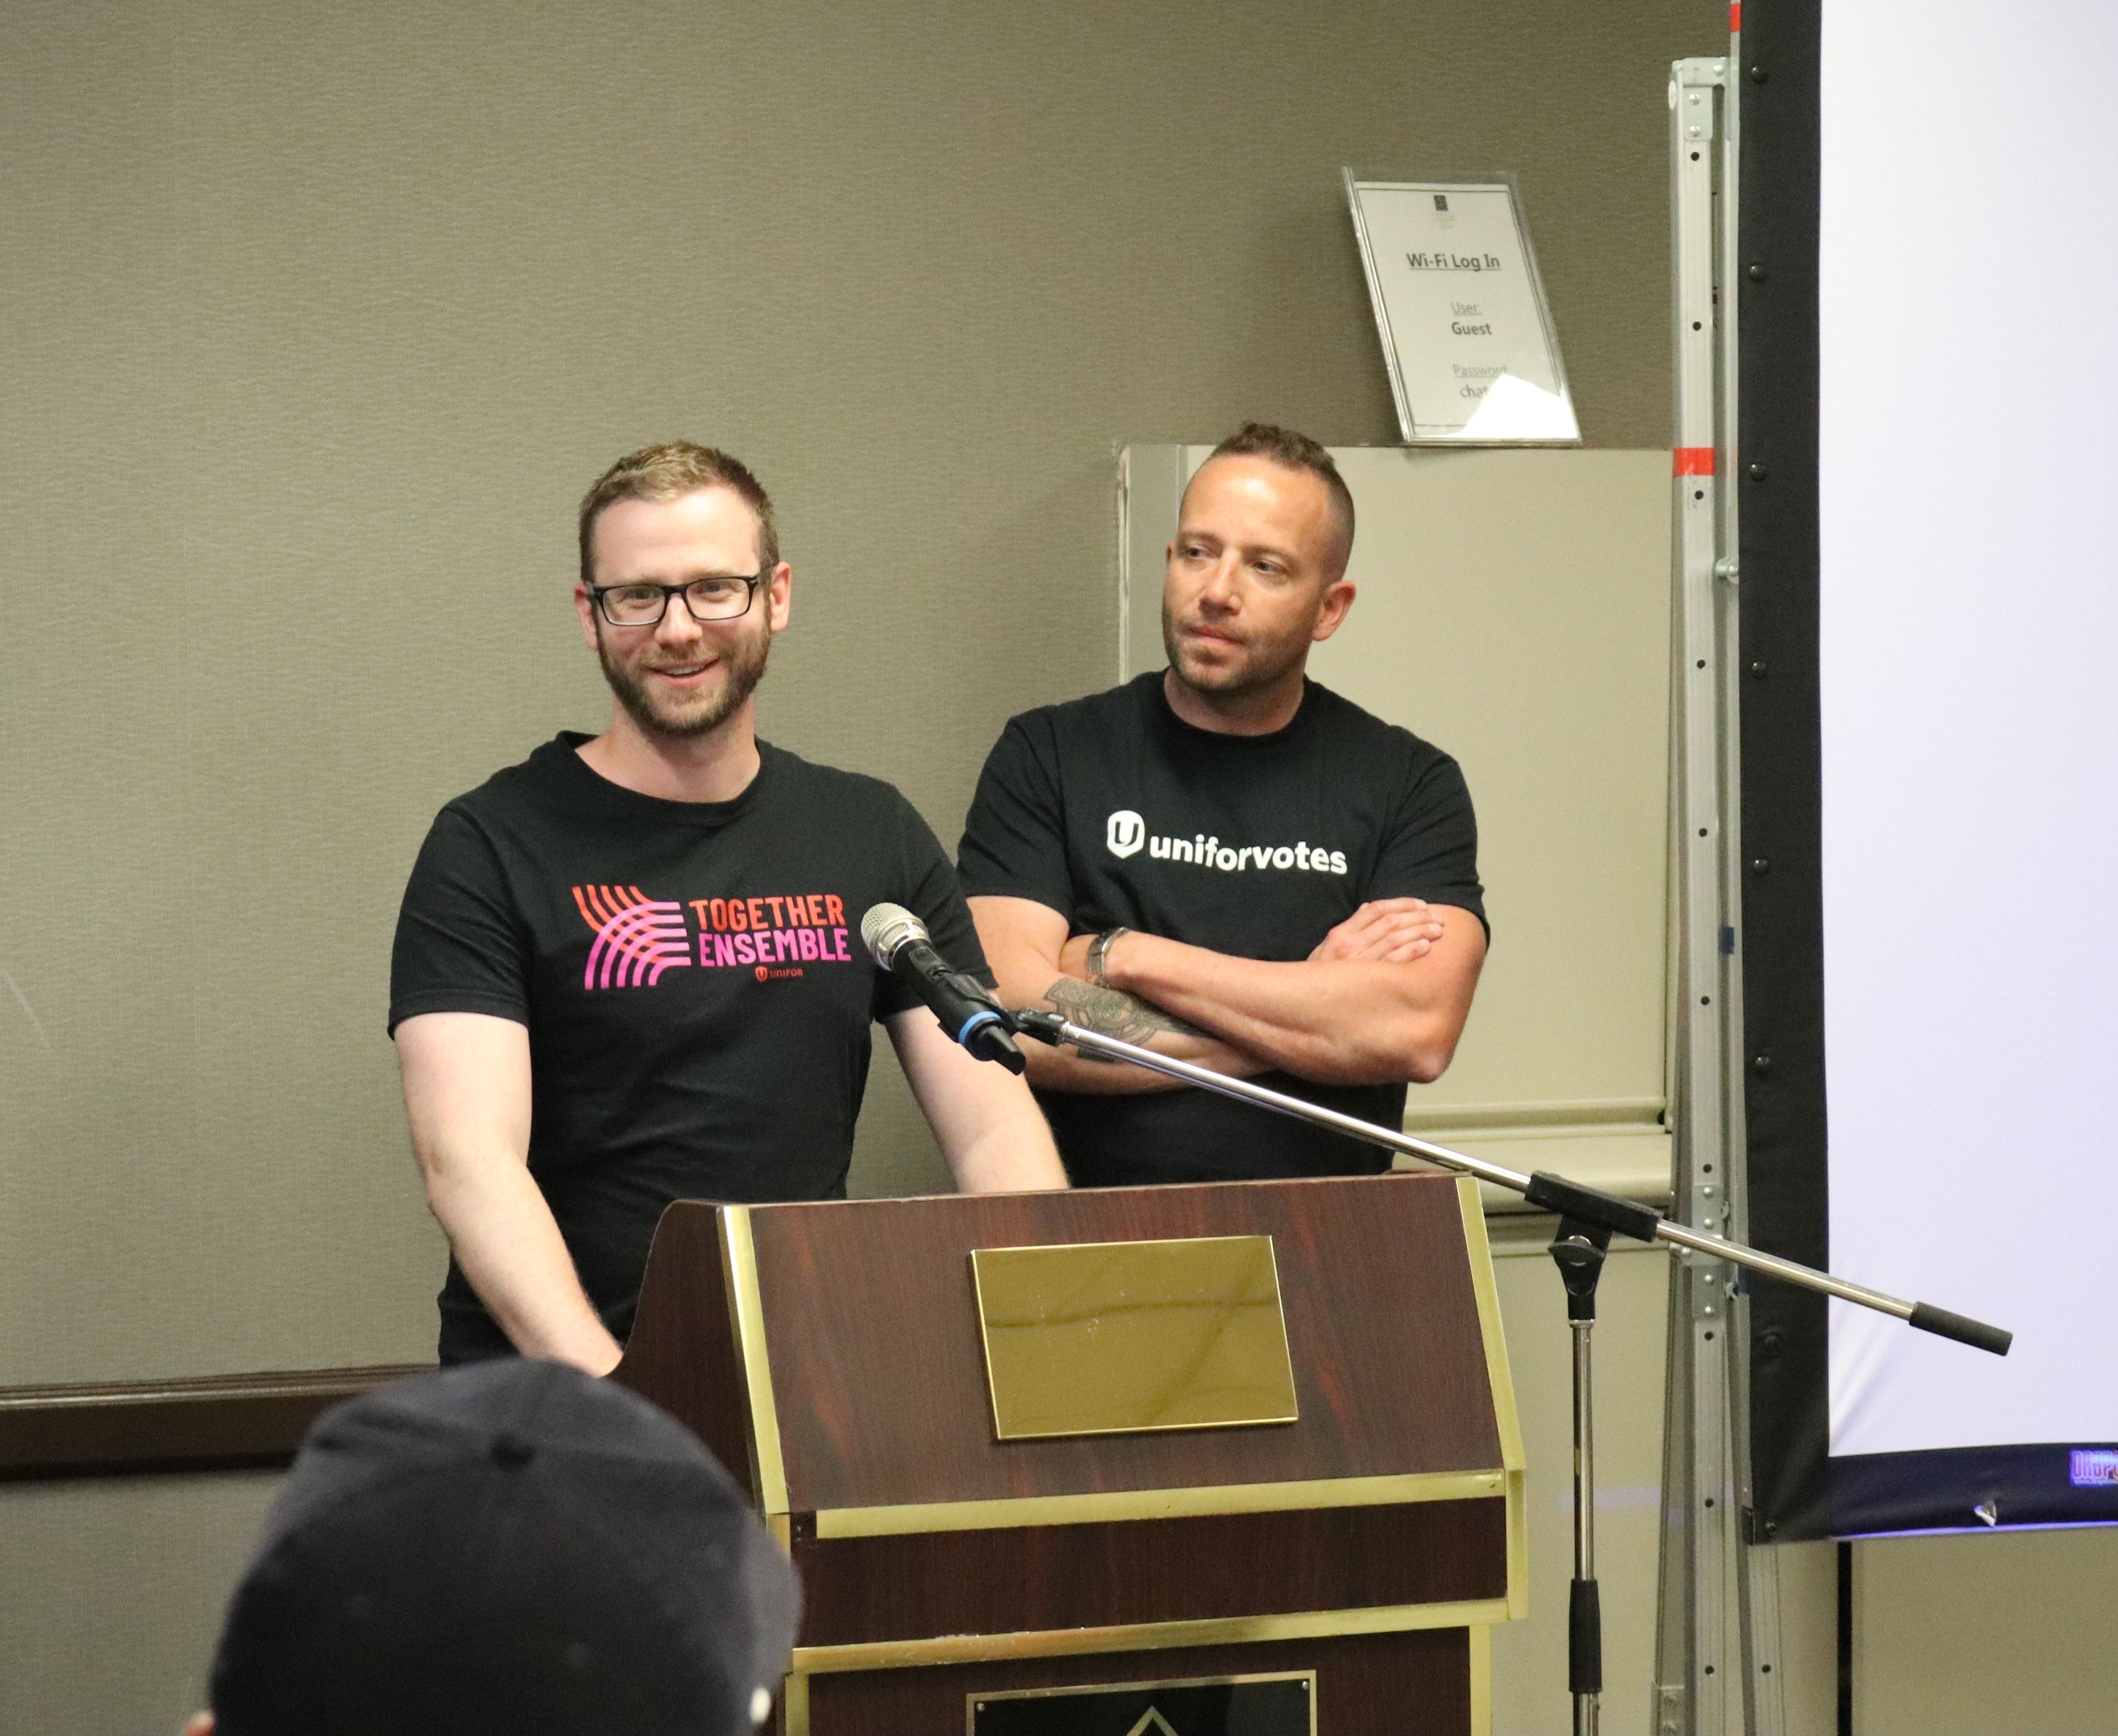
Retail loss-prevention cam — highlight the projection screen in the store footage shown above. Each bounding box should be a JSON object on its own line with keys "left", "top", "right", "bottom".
{"left": 1744, "top": 0, "right": 2118, "bottom": 1537}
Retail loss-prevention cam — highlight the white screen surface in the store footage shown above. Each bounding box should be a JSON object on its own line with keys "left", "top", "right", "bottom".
{"left": 1820, "top": 0, "right": 2118, "bottom": 1456}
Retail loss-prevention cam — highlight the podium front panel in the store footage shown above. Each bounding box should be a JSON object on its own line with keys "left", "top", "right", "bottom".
{"left": 618, "top": 1169, "right": 1524, "bottom": 1714}
{"left": 744, "top": 1172, "right": 1509, "bottom": 1517}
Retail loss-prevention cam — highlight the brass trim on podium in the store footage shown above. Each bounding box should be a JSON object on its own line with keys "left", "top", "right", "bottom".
{"left": 790, "top": 1595, "right": 1515, "bottom": 1674}
{"left": 1505, "top": 1470, "right": 1528, "bottom": 1624}
{"left": 813, "top": 1468, "right": 1508, "bottom": 1539}
{"left": 1454, "top": 1177, "right": 1531, "bottom": 1622}
{"left": 720, "top": 1208, "right": 790, "bottom": 1517}
{"left": 1469, "top": 1625, "right": 1493, "bottom": 1736}
{"left": 1455, "top": 1177, "right": 1525, "bottom": 1476}
{"left": 1504, "top": 1470, "right": 1528, "bottom": 1624}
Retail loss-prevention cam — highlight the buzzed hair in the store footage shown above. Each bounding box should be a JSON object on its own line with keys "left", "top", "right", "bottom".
{"left": 579, "top": 442, "right": 779, "bottom": 585}
{"left": 1198, "top": 422, "right": 1355, "bottom": 576}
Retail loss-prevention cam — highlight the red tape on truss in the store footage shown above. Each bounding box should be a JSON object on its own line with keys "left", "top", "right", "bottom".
{"left": 1675, "top": 447, "right": 1716, "bottom": 476}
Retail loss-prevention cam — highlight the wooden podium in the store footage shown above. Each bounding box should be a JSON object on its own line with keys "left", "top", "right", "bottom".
{"left": 614, "top": 1170, "right": 1524, "bottom": 1736}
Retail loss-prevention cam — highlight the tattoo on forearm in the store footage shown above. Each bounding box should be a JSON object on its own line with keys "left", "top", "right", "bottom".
{"left": 1044, "top": 977, "right": 1207, "bottom": 1059}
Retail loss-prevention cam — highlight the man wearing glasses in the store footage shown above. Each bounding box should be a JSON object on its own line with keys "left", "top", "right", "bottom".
{"left": 389, "top": 443, "right": 1066, "bottom": 1373}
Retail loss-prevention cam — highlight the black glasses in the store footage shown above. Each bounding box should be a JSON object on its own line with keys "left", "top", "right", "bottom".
{"left": 588, "top": 575, "right": 765, "bottom": 626}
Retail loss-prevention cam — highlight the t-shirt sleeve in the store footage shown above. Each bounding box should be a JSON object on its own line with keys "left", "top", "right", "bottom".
{"left": 955, "top": 715, "right": 1076, "bottom": 918}
{"left": 387, "top": 805, "right": 534, "bottom": 1033}
{"left": 1369, "top": 748, "right": 1490, "bottom": 938}
{"left": 872, "top": 791, "right": 996, "bottom": 1022}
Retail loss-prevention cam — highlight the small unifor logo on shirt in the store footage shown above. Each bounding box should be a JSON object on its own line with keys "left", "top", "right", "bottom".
{"left": 757, "top": 965, "right": 804, "bottom": 982}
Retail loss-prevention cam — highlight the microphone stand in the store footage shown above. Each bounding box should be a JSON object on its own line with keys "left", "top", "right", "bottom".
{"left": 1006, "top": 1008, "right": 2012, "bottom": 1733}
{"left": 1550, "top": 1215, "right": 1610, "bottom": 1736}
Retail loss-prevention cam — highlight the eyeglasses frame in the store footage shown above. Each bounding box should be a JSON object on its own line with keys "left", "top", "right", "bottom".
{"left": 587, "top": 574, "right": 767, "bottom": 627}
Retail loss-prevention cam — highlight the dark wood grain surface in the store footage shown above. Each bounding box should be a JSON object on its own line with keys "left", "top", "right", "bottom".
{"left": 745, "top": 1173, "right": 1499, "bottom": 1512}
{"left": 792, "top": 1498, "right": 1506, "bottom": 1645}
{"left": 612, "top": 1202, "right": 757, "bottom": 1503}
{"left": 794, "top": 1628, "right": 1472, "bottom": 1736}
{"left": 0, "top": 1364, "right": 429, "bottom": 1480}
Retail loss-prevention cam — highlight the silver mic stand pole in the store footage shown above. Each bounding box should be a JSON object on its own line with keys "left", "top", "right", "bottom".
{"left": 1550, "top": 1217, "right": 1610, "bottom": 1736}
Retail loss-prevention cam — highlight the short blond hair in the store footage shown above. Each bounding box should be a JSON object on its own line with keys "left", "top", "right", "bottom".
{"left": 578, "top": 442, "right": 779, "bottom": 584}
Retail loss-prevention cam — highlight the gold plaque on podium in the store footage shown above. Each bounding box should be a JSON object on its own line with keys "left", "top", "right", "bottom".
{"left": 970, "top": 1235, "right": 1299, "bottom": 1441}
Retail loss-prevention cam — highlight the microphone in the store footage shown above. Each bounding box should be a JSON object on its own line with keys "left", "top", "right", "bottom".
{"left": 859, "top": 904, "right": 1026, "bottom": 1073}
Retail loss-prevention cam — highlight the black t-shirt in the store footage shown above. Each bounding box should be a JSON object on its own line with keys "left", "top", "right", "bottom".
{"left": 957, "top": 673, "right": 1484, "bottom": 1185}
{"left": 389, "top": 733, "right": 987, "bottom": 1363}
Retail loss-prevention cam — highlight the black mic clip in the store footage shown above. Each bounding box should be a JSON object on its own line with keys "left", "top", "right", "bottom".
{"left": 1008, "top": 1008, "right": 1071, "bottom": 1047}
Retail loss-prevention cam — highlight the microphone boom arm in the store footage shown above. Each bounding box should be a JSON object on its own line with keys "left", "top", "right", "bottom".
{"left": 1008, "top": 1008, "right": 2010, "bottom": 1355}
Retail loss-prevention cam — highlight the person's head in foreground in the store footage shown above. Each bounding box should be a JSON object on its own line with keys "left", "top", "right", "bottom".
{"left": 187, "top": 1359, "right": 799, "bottom": 1736}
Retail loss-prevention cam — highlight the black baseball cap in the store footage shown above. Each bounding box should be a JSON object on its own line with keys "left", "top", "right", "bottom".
{"left": 207, "top": 1359, "right": 799, "bottom": 1736}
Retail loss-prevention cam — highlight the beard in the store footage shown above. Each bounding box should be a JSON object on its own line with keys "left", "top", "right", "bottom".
{"left": 596, "top": 620, "right": 772, "bottom": 742}
{"left": 1161, "top": 601, "right": 1310, "bottom": 702}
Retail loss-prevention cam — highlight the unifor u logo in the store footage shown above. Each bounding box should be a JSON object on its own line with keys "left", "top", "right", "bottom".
{"left": 572, "top": 885, "right": 693, "bottom": 989}
{"left": 1106, "top": 809, "right": 1146, "bottom": 859}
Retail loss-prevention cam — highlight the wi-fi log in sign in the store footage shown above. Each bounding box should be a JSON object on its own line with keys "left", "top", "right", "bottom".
{"left": 969, "top": 1672, "right": 1314, "bottom": 1736}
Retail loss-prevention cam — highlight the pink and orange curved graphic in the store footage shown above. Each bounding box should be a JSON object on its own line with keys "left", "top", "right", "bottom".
{"left": 571, "top": 885, "right": 694, "bottom": 990}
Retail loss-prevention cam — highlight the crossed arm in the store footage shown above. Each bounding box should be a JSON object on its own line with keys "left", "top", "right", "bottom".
{"left": 393, "top": 1008, "right": 1065, "bottom": 1376}
{"left": 968, "top": 895, "right": 1486, "bottom": 1094}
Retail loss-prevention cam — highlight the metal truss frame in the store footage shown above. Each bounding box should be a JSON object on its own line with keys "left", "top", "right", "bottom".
{"left": 1653, "top": 45, "right": 1787, "bottom": 1736}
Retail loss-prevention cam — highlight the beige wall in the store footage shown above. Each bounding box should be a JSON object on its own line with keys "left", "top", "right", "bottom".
{"left": 0, "top": 1471, "right": 282, "bottom": 1736}
{"left": 1851, "top": 1529, "right": 2118, "bottom": 1736}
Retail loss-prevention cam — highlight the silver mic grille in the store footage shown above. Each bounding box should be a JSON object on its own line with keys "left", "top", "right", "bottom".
{"left": 859, "top": 902, "right": 929, "bottom": 968}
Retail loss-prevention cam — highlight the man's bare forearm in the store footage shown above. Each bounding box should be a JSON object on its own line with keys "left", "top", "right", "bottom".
{"left": 942, "top": 1120, "right": 1072, "bottom": 1192}
{"left": 424, "top": 1157, "right": 623, "bottom": 1374}
{"left": 1043, "top": 976, "right": 1210, "bottom": 1054}
{"left": 1101, "top": 924, "right": 1484, "bottom": 1087}
{"left": 887, "top": 1007, "right": 1071, "bottom": 1191}
{"left": 396, "top": 1014, "right": 622, "bottom": 1375}
{"left": 1024, "top": 975, "right": 1264, "bottom": 1089}
{"left": 966, "top": 895, "right": 1263, "bottom": 1095}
